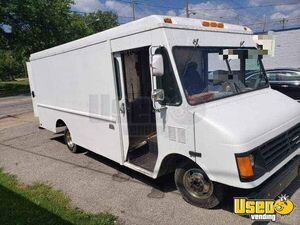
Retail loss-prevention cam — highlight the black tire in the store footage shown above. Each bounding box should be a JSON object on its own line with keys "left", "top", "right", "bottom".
{"left": 175, "top": 161, "right": 224, "bottom": 208}
{"left": 64, "top": 127, "right": 78, "bottom": 153}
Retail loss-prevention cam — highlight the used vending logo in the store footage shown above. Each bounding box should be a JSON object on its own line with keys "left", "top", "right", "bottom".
{"left": 234, "top": 195, "right": 295, "bottom": 221}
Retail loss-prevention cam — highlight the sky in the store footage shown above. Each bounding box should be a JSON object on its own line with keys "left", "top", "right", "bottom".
{"left": 71, "top": 0, "right": 300, "bottom": 31}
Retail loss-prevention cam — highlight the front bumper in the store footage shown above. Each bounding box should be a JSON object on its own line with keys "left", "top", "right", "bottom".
{"left": 248, "top": 156, "right": 300, "bottom": 199}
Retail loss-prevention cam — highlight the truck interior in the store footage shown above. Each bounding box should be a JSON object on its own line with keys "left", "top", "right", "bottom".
{"left": 120, "top": 46, "right": 158, "bottom": 172}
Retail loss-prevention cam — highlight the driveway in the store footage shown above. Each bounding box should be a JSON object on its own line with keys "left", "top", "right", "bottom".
{"left": 0, "top": 95, "right": 299, "bottom": 225}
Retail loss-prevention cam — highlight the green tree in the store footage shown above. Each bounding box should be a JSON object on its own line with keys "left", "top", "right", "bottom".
{"left": 0, "top": 50, "right": 20, "bottom": 80}
{"left": 0, "top": 0, "right": 118, "bottom": 80}
{"left": 84, "top": 11, "right": 118, "bottom": 34}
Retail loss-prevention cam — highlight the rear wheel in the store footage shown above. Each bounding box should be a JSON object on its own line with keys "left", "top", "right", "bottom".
{"left": 64, "top": 128, "right": 78, "bottom": 153}
{"left": 175, "top": 162, "right": 224, "bottom": 208}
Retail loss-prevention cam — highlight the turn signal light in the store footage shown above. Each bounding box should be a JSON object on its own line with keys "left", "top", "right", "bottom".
{"left": 164, "top": 18, "right": 173, "bottom": 24}
{"left": 202, "top": 21, "right": 224, "bottom": 29}
{"left": 236, "top": 155, "right": 254, "bottom": 178}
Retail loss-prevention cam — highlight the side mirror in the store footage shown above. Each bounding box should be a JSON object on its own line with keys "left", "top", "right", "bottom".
{"left": 152, "top": 89, "right": 165, "bottom": 102}
{"left": 152, "top": 54, "right": 164, "bottom": 76}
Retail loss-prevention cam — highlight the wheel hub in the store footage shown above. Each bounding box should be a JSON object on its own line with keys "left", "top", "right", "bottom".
{"left": 183, "top": 169, "right": 213, "bottom": 199}
{"left": 65, "top": 130, "right": 74, "bottom": 148}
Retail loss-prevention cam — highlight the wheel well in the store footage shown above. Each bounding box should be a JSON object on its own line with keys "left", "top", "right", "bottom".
{"left": 55, "top": 119, "right": 66, "bottom": 133}
{"left": 157, "top": 154, "right": 196, "bottom": 177}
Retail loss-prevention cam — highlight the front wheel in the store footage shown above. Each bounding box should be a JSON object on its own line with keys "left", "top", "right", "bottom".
{"left": 175, "top": 162, "right": 224, "bottom": 208}
{"left": 64, "top": 128, "right": 78, "bottom": 153}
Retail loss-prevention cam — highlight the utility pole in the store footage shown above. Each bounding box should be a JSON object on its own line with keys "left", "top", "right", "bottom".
{"left": 185, "top": 0, "right": 189, "bottom": 18}
{"left": 131, "top": 0, "right": 136, "bottom": 21}
{"left": 279, "top": 18, "right": 288, "bottom": 30}
{"left": 262, "top": 15, "right": 267, "bottom": 32}
{"left": 236, "top": 14, "right": 240, "bottom": 25}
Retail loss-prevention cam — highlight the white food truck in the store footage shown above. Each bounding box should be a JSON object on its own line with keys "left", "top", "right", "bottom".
{"left": 27, "top": 16, "right": 300, "bottom": 208}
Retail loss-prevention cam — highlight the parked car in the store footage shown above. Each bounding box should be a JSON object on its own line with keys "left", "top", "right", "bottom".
{"left": 246, "top": 69, "right": 300, "bottom": 101}
{"left": 266, "top": 69, "right": 300, "bottom": 102}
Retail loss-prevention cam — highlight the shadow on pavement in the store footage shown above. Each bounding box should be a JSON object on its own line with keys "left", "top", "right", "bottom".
{"left": 51, "top": 134, "right": 177, "bottom": 194}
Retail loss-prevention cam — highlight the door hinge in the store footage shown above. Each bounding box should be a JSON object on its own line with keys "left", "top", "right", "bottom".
{"left": 120, "top": 103, "right": 125, "bottom": 115}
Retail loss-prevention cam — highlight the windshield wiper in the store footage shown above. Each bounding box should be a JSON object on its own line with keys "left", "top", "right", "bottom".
{"left": 224, "top": 59, "right": 241, "bottom": 93}
{"left": 225, "top": 59, "right": 233, "bottom": 76}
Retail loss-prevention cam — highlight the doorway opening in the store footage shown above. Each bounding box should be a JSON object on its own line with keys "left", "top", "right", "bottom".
{"left": 121, "top": 46, "right": 158, "bottom": 171}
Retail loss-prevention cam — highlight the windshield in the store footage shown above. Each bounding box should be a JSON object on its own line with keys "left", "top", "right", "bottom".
{"left": 173, "top": 47, "right": 269, "bottom": 105}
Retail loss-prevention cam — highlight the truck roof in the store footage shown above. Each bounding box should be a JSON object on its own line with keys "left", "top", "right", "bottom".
{"left": 30, "top": 15, "right": 253, "bottom": 61}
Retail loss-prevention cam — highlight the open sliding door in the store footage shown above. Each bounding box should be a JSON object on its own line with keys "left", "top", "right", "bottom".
{"left": 113, "top": 53, "right": 130, "bottom": 160}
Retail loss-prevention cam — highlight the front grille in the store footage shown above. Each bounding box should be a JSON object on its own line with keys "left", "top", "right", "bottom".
{"left": 259, "top": 123, "right": 300, "bottom": 171}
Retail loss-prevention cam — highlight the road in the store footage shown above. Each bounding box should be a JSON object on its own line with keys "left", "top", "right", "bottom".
{"left": 0, "top": 95, "right": 299, "bottom": 225}
{"left": 0, "top": 95, "right": 32, "bottom": 119}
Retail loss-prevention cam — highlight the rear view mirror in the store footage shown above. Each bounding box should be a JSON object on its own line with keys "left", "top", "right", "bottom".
{"left": 152, "top": 54, "right": 164, "bottom": 76}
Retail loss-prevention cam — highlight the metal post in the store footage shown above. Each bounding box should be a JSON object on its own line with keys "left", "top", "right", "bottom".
{"left": 262, "top": 15, "right": 267, "bottom": 32}
{"left": 131, "top": 0, "right": 136, "bottom": 21}
{"left": 236, "top": 14, "right": 240, "bottom": 25}
{"left": 185, "top": 0, "right": 189, "bottom": 18}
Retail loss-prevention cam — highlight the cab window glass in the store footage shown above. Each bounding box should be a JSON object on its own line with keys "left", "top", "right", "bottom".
{"left": 173, "top": 47, "right": 268, "bottom": 105}
{"left": 114, "top": 58, "right": 122, "bottom": 100}
{"left": 155, "top": 48, "right": 182, "bottom": 106}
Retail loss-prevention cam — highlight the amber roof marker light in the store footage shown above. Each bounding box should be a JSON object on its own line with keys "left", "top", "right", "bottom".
{"left": 210, "top": 22, "right": 218, "bottom": 27}
{"left": 217, "top": 22, "right": 224, "bottom": 28}
{"left": 202, "top": 21, "right": 210, "bottom": 27}
{"left": 202, "top": 21, "right": 224, "bottom": 28}
{"left": 164, "top": 18, "right": 173, "bottom": 24}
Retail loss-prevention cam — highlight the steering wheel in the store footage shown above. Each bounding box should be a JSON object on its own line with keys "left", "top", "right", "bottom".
{"left": 221, "top": 81, "right": 238, "bottom": 93}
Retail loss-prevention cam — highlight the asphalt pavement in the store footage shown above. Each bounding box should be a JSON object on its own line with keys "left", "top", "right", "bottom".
{"left": 0, "top": 95, "right": 33, "bottom": 119}
{"left": 0, "top": 95, "right": 299, "bottom": 225}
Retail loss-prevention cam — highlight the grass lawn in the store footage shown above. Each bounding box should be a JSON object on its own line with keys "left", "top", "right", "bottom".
{"left": 0, "top": 169, "right": 117, "bottom": 225}
{"left": 0, "top": 79, "right": 30, "bottom": 96}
